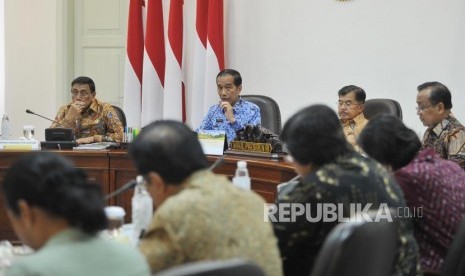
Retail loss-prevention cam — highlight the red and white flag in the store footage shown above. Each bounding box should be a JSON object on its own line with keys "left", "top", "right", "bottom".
{"left": 188, "top": 0, "right": 224, "bottom": 127}
{"left": 163, "top": 0, "right": 185, "bottom": 121}
{"left": 123, "top": 0, "right": 145, "bottom": 128}
{"left": 141, "top": 0, "right": 165, "bottom": 126}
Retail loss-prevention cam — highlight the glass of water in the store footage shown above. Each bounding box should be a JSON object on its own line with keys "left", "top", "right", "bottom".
{"left": 23, "top": 125, "right": 35, "bottom": 140}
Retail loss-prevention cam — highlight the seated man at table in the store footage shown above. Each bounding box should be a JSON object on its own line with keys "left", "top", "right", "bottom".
{"left": 1, "top": 152, "right": 149, "bottom": 276}
{"left": 337, "top": 85, "right": 369, "bottom": 153}
{"left": 416, "top": 81, "right": 465, "bottom": 169}
{"left": 129, "top": 120, "right": 282, "bottom": 276}
{"left": 50, "top": 76, "right": 124, "bottom": 144}
{"left": 358, "top": 114, "right": 465, "bottom": 273}
{"left": 274, "top": 104, "right": 419, "bottom": 276}
{"left": 198, "top": 69, "right": 261, "bottom": 143}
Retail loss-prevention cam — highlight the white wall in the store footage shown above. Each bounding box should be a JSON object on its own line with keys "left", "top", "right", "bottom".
{"left": 5, "top": 0, "right": 465, "bottom": 139}
{"left": 222, "top": 0, "right": 465, "bottom": 136}
{"left": 4, "top": 0, "right": 69, "bottom": 140}
{"left": 0, "top": 0, "right": 4, "bottom": 116}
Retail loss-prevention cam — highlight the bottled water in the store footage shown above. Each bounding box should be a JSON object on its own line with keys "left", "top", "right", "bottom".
{"left": 1, "top": 114, "right": 11, "bottom": 140}
{"left": 132, "top": 176, "right": 153, "bottom": 244}
{"left": 232, "top": 160, "right": 251, "bottom": 190}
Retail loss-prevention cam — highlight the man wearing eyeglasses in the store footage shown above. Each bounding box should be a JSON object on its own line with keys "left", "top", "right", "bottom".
{"left": 416, "top": 81, "right": 465, "bottom": 169}
{"left": 50, "top": 76, "right": 124, "bottom": 144}
{"left": 337, "top": 85, "right": 368, "bottom": 153}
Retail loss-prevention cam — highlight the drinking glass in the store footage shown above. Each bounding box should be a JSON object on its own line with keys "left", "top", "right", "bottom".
{"left": 23, "top": 125, "right": 35, "bottom": 140}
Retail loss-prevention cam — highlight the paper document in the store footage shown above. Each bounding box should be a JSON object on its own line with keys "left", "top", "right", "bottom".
{"left": 73, "top": 142, "right": 112, "bottom": 150}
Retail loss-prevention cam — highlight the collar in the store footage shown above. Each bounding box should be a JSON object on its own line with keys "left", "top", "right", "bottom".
{"left": 40, "top": 228, "right": 89, "bottom": 251}
{"left": 233, "top": 98, "right": 243, "bottom": 108}
{"left": 414, "top": 148, "right": 438, "bottom": 163}
{"left": 429, "top": 115, "right": 452, "bottom": 136}
{"left": 88, "top": 98, "right": 99, "bottom": 113}
{"left": 341, "top": 112, "right": 366, "bottom": 127}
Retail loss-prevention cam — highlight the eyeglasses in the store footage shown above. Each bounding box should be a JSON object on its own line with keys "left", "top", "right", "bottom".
{"left": 71, "top": 91, "right": 92, "bottom": 97}
{"left": 415, "top": 104, "right": 434, "bottom": 112}
{"left": 337, "top": 101, "right": 362, "bottom": 108}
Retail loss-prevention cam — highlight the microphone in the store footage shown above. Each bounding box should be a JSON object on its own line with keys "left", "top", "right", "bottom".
{"left": 209, "top": 156, "right": 225, "bottom": 171}
{"left": 104, "top": 178, "right": 138, "bottom": 201}
{"left": 105, "top": 157, "right": 226, "bottom": 200}
{"left": 26, "top": 109, "right": 56, "bottom": 123}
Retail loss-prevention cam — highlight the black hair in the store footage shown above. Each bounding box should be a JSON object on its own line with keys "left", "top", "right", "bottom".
{"left": 1, "top": 152, "right": 107, "bottom": 234}
{"left": 358, "top": 115, "right": 421, "bottom": 170}
{"left": 417, "top": 81, "right": 452, "bottom": 110}
{"left": 129, "top": 120, "right": 208, "bottom": 184}
{"left": 217, "top": 69, "right": 242, "bottom": 86}
{"left": 281, "top": 104, "right": 351, "bottom": 166}
{"left": 72, "top": 76, "right": 96, "bottom": 93}
{"left": 338, "top": 85, "right": 366, "bottom": 103}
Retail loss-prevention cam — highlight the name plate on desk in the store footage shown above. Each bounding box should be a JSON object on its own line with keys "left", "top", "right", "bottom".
{"left": 226, "top": 141, "right": 284, "bottom": 160}
{"left": 0, "top": 139, "right": 40, "bottom": 150}
{"left": 230, "top": 141, "right": 272, "bottom": 153}
{"left": 198, "top": 130, "right": 227, "bottom": 156}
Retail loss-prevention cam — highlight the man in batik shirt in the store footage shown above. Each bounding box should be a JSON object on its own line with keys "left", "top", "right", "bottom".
{"left": 198, "top": 69, "right": 261, "bottom": 143}
{"left": 416, "top": 81, "right": 465, "bottom": 169}
{"left": 130, "top": 120, "right": 282, "bottom": 276}
{"left": 337, "top": 85, "right": 369, "bottom": 153}
{"left": 51, "top": 76, "right": 123, "bottom": 144}
{"left": 275, "top": 104, "right": 420, "bottom": 276}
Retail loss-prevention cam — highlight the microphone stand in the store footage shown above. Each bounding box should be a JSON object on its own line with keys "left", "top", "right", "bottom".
{"left": 104, "top": 156, "right": 226, "bottom": 201}
{"left": 25, "top": 109, "right": 55, "bottom": 123}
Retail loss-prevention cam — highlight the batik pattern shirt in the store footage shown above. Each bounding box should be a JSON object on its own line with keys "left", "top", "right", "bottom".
{"left": 422, "top": 114, "right": 465, "bottom": 170}
{"left": 51, "top": 98, "right": 124, "bottom": 142}
{"left": 395, "top": 149, "right": 465, "bottom": 272}
{"left": 198, "top": 98, "right": 261, "bottom": 143}
{"left": 139, "top": 170, "right": 283, "bottom": 276}
{"left": 273, "top": 151, "right": 420, "bottom": 276}
{"left": 341, "top": 113, "right": 369, "bottom": 153}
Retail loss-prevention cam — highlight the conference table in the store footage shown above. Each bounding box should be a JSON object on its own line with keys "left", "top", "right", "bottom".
{"left": 0, "top": 149, "right": 296, "bottom": 241}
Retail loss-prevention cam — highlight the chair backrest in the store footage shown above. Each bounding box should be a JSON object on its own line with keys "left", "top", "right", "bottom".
{"left": 310, "top": 215, "right": 398, "bottom": 276}
{"left": 154, "top": 259, "right": 266, "bottom": 276}
{"left": 111, "top": 105, "right": 127, "bottom": 129}
{"left": 241, "top": 95, "right": 282, "bottom": 134}
{"left": 363, "top": 98, "right": 403, "bottom": 120}
{"left": 441, "top": 220, "right": 465, "bottom": 276}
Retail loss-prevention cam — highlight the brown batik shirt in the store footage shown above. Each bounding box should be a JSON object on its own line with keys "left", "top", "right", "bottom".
{"left": 51, "top": 98, "right": 123, "bottom": 142}
{"left": 341, "top": 113, "right": 369, "bottom": 153}
{"left": 422, "top": 114, "right": 465, "bottom": 170}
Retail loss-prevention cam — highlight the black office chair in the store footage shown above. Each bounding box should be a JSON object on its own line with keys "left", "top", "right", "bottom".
{"left": 154, "top": 259, "right": 266, "bottom": 276}
{"left": 241, "top": 95, "right": 282, "bottom": 134}
{"left": 111, "top": 105, "right": 127, "bottom": 128}
{"left": 441, "top": 220, "right": 465, "bottom": 276}
{"left": 363, "top": 98, "right": 403, "bottom": 120}
{"left": 310, "top": 213, "right": 398, "bottom": 276}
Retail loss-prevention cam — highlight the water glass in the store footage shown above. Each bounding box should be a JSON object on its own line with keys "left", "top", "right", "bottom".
{"left": 23, "top": 125, "right": 35, "bottom": 140}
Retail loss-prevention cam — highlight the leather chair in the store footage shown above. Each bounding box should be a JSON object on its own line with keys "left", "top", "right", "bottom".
{"left": 310, "top": 212, "right": 398, "bottom": 276}
{"left": 154, "top": 259, "right": 266, "bottom": 276}
{"left": 363, "top": 99, "right": 403, "bottom": 120}
{"left": 111, "top": 105, "right": 127, "bottom": 128}
{"left": 241, "top": 95, "right": 282, "bottom": 134}
{"left": 441, "top": 220, "right": 465, "bottom": 276}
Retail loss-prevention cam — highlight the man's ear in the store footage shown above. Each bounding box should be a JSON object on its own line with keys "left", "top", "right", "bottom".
{"left": 436, "top": 102, "right": 446, "bottom": 113}
{"left": 17, "top": 199, "right": 35, "bottom": 228}
{"left": 147, "top": 172, "right": 165, "bottom": 190}
{"left": 237, "top": 84, "right": 242, "bottom": 94}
